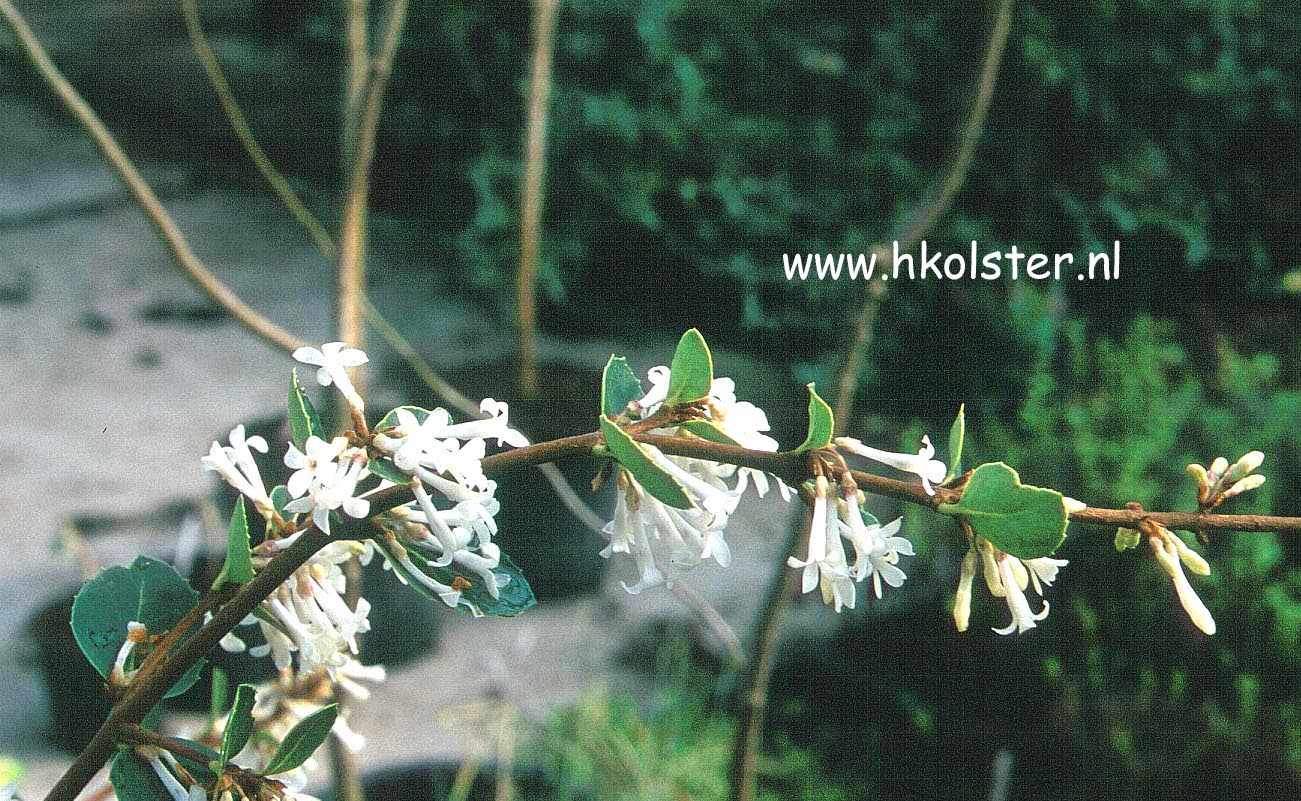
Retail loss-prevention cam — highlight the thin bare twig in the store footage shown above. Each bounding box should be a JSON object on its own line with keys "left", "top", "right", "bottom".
{"left": 0, "top": 0, "right": 307, "bottom": 353}
{"left": 832, "top": 0, "right": 1013, "bottom": 430}
{"left": 181, "top": 0, "right": 336, "bottom": 259}
{"left": 516, "top": 0, "right": 560, "bottom": 395}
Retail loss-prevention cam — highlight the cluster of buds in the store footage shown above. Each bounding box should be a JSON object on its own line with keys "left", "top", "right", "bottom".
{"left": 1188, "top": 450, "right": 1266, "bottom": 510}
{"left": 1117, "top": 518, "right": 1216, "bottom": 635}
{"left": 952, "top": 540, "right": 1068, "bottom": 635}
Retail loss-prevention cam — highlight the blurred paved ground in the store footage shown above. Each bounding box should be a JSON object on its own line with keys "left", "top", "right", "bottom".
{"left": 0, "top": 90, "right": 799, "bottom": 796}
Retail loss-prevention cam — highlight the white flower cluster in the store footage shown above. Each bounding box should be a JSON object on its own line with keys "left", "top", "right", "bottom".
{"left": 201, "top": 343, "right": 527, "bottom": 671}
{"left": 369, "top": 398, "right": 526, "bottom": 611}
{"left": 603, "top": 367, "right": 789, "bottom": 594}
{"left": 219, "top": 541, "right": 373, "bottom": 676}
{"left": 788, "top": 475, "right": 914, "bottom": 612}
{"left": 952, "top": 540, "right": 1068, "bottom": 635}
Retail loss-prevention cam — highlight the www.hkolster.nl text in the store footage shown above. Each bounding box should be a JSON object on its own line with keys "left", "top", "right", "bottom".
{"left": 782, "top": 241, "right": 1121, "bottom": 281}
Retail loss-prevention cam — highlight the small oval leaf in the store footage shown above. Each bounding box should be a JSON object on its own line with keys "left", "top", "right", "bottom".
{"left": 213, "top": 498, "right": 254, "bottom": 588}
{"left": 221, "top": 683, "right": 258, "bottom": 762}
{"left": 665, "top": 329, "right": 713, "bottom": 406}
{"left": 263, "top": 704, "right": 338, "bottom": 776}
{"left": 601, "top": 355, "right": 644, "bottom": 417}
{"left": 71, "top": 556, "right": 204, "bottom": 698}
{"left": 287, "top": 370, "right": 324, "bottom": 449}
{"left": 944, "top": 404, "right": 966, "bottom": 484}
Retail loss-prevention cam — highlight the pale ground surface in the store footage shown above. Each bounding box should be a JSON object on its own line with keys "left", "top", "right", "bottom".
{"left": 0, "top": 91, "right": 807, "bottom": 796}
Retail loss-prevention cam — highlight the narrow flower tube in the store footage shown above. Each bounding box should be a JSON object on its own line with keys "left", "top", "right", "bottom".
{"left": 1150, "top": 531, "right": 1216, "bottom": 635}
{"left": 953, "top": 547, "right": 977, "bottom": 632}
{"left": 835, "top": 435, "right": 948, "bottom": 495}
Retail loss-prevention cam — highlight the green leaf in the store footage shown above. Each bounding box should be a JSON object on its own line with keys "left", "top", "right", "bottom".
{"left": 221, "top": 684, "right": 258, "bottom": 762}
{"left": 599, "top": 415, "right": 694, "bottom": 509}
{"left": 679, "top": 419, "right": 741, "bottom": 445}
{"left": 373, "top": 538, "right": 537, "bottom": 617}
{"left": 213, "top": 498, "right": 254, "bottom": 589}
{"left": 269, "top": 485, "right": 293, "bottom": 516}
{"left": 368, "top": 457, "right": 410, "bottom": 484}
{"left": 209, "top": 668, "right": 229, "bottom": 726}
{"left": 111, "top": 739, "right": 217, "bottom": 801}
{"left": 376, "top": 404, "right": 431, "bottom": 431}
{"left": 794, "top": 383, "right": 835, "bottom": 453}
{"left": 602, "top": 356, "right": 644, "bottom": 417}
{"left": 287, "top": 370, "right": 324, "bottom": 449}
{"left": 937, "top": 462, "right": 1069, "bottom": 559}
{"left": 664, "top": 328, "right": 713, "bottom": 405}
{"left": 263, "top": 704, "right": 338, "bottom": 776}
{"left": 1115, "top": 527, "right": 1142, "bottom": 552}
{"left": 944, "top": 404, "right": 966, "bottom": 484}
{"left": 71, "top": 556, "right": 204, "bottom": 698}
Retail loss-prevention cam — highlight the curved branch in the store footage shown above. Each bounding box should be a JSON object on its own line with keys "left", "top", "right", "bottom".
{"left": 0, "top": 0, "right": 307, "bottom": 353}
{"left": 832, "top": 0, "right": 1014, "bottom": 431}
{"left": 181, "top": 0, "right": 336, "bottom": 260}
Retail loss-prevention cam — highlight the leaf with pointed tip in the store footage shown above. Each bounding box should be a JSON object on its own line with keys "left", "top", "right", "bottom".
{"left": 287, "top": 370, "right": 324, "bottom": 449}
{"left": 374, "top": 538, "right": 537, "bottom": 617}
{"left": 944, "top": 404, "right": 966, "bottom": 484}
{"left": 599, "top": 415, "right": 694, "bottom": 509}
{"left": 601, "top": 355, "right": 644, "bottom": 417}
{"left": 221, "top": 684, "right": 258, "bottom": 762}
{"left": 214, "top": 498, "right": 254, "bottom": 588}
{"left": 263, "top": 704, "right": 338, "bottom": 776}
{"left": 71, "top": 556, "right": 204, "bottom": 698}
{"left": 665, "top": 329, "right": 713, "bottom": 405}
{"left": 794, "top": 383, "right": 834, "bottom": 453}
{"left": 937, "top": 462, "right": 1068, "bottom": 559}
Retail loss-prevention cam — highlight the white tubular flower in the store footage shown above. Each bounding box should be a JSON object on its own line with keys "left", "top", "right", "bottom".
{"left": 838, "top": 489, "right": 912, "bottom": 597}
{"left": 1149, "top": 528, "right": 1216, "bottom": 635}
{"left": 991, "top": 553, "right": 1050, "bottom": 635}
{"left": 789, "top": 476, "right": 855, "bottom": 611}
{"left": 109, "top": 621, "right": 149, "bottom": 687}
{"left": 293, "top": 342, "right": 368, "bottom": 412}
{"left": 1023, "top": 556, "right": 1069, "bottom": 596}
{"left": 953, "top": 547, "right": 978, "bottom": 632}
{"left": 202, "top": 425, "right": 274, "bottom": 517}
{"left": 1062, "top": 496, "right": 1087, "bottom": 513}
{"left": 835, "top": 435, "right": 948, "bottom": 495}
{"left": 135, "top": 747, "right": 196, "bottom": 801}
{"left": 634, "top": 365, "right": 672, "bottom": 414}
{"left": 284, "top": 455, "right": 370, "bottom": 535}
{"left": 645, "top": 445, "right": 742, "bottom": 522}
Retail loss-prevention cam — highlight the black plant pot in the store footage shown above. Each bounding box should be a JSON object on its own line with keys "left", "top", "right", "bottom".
{"left": 28, "top": 595, "right": 114, "bottom": 753}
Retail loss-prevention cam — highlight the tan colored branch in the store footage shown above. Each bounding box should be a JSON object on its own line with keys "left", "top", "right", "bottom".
{"left": 516, "top": 0, "right": 560, "bottom": 395}
{"left": 832, "top": 0, "right": 1013, "bottom": 430}
{"left": 181, "top": 0, "right": 336, "bottom": 260}
{"left": 0, "top": 0, "right": 307, "bottom": 353}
